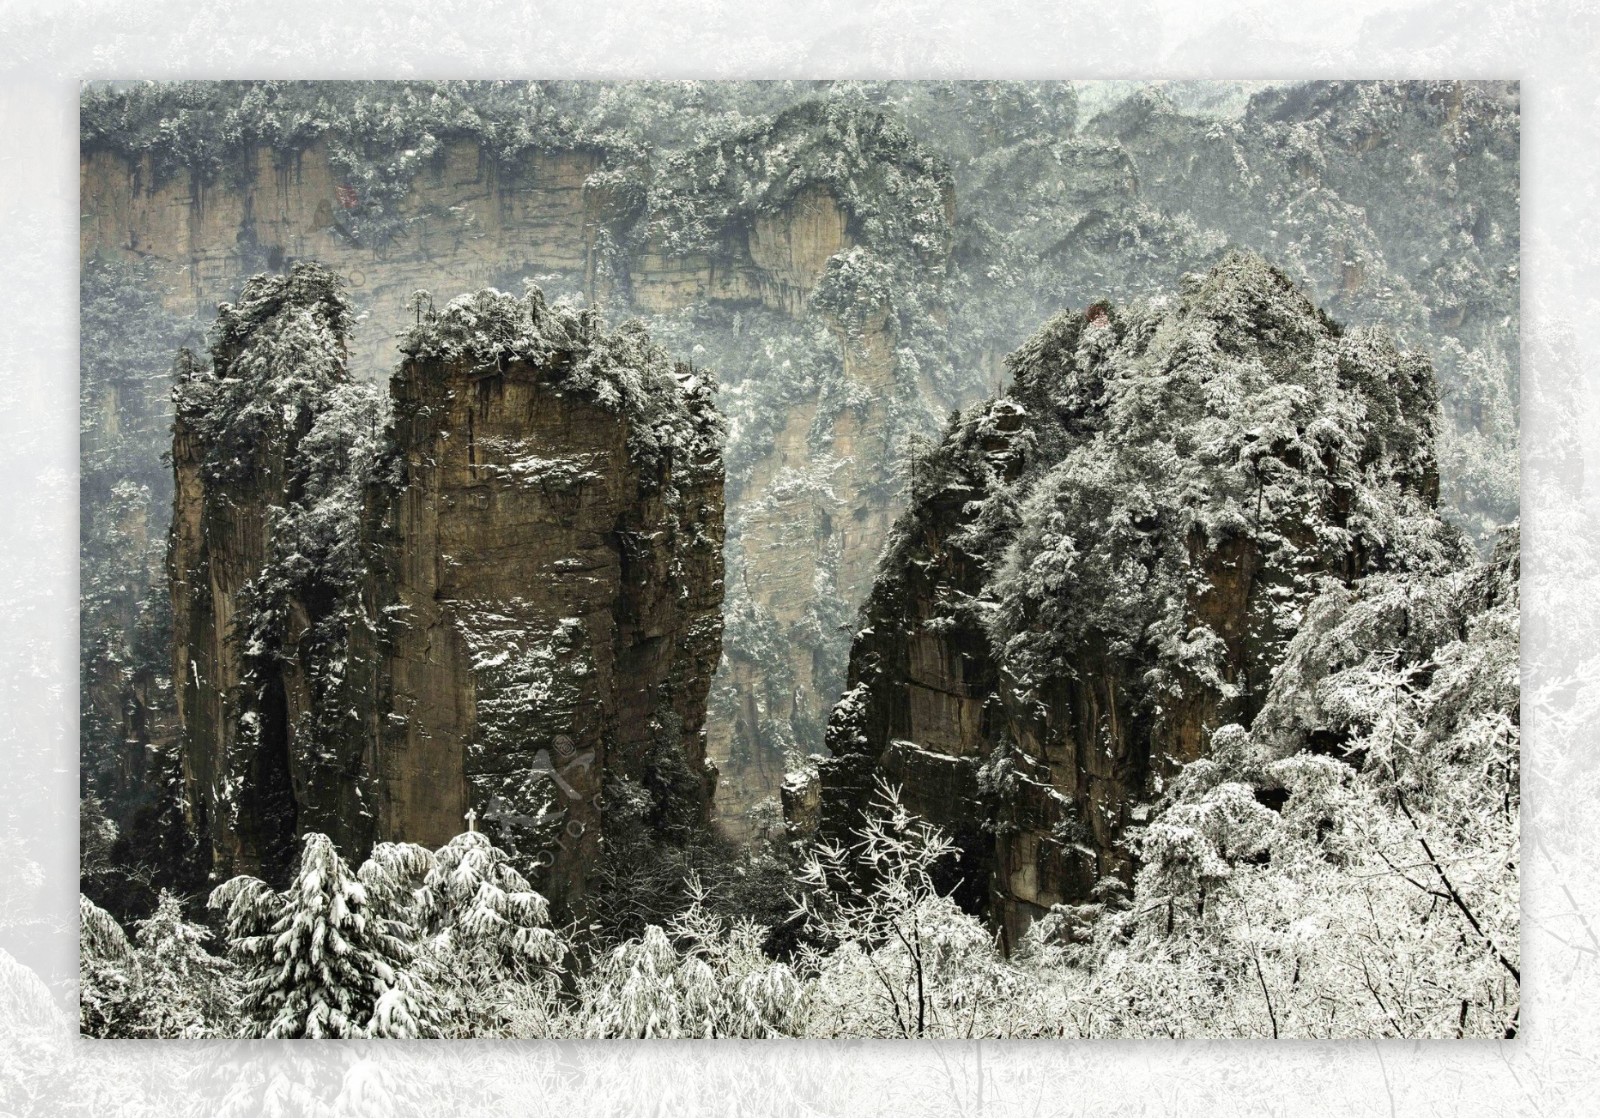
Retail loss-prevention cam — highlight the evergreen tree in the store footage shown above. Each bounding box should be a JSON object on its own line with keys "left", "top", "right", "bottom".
{"left": 411, "top": 832, "right": 566, "bottom": 1037}
{"left": 209, "top": 832, "right": 438, "bottom": 1038}
{"left": 129, "top": 890, "right": 236, "bottom": 1038}
{"left": 78, "top": 894, "right": 137, "bottom": 1038}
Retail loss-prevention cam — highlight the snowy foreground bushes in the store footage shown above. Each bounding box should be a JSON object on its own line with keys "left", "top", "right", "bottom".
{"left": 81, "top": 787, "right": 992, "bottom": 1039}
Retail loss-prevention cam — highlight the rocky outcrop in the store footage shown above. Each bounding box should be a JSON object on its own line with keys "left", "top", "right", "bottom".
{"left": 169, "top": 265, "right": 380, "bottom": 882}
{"left": 82, "top": 98, "right": 955, "bottom": 843}
{"left": 169, "top": 264, "right": 724, "bottom": 913}
{"left": 374, "top": 287, "right": 725, "bottom": 910}
{"left": 815, "top": 254, "right": 1463, "bottom": 947}
{"left": 1083, "top": 80, "right": 1520, "bottom": 539}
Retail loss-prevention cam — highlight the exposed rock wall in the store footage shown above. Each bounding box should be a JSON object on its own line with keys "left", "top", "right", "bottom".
{"left": 169, "top": 267, "right": 724, "bottom": 913}
{"left": 633, "top": 183, "right": 851, "bottom": 319}
{"left": 817, "top": 254, "right": 1462, "bottom": 947}
{"left": 373, "top": 290, "right": 724, "bottom": 910}
{"left": 81, "top": 140, "right": 610, "bottom": 377}
{"left": 83, "top": 114, "right": 950, "bottom": 842}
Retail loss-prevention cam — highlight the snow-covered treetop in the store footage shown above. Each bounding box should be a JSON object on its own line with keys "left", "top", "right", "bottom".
{"left": 874, "top": 251, "right": 1468, "bottom": 711}
{"left": 173, "top": 262, "right": 356, "bottom": 479}
{"left": 209, "top": 260, "right": 354, "bottom": 363}
{"left": 649, "top": 99, "right": 953, "bottom": 264}
{"left": 172, "top": 261, "right": 385, "bottom": 763}
{"left": 81, "top": 80, "right": 643, "bottom": 181}
{"left": 399, "top": 283, "right": 724, "bottom": 475}
{"left": 1249, "top": 519, "right": 1519, "bottom": 766}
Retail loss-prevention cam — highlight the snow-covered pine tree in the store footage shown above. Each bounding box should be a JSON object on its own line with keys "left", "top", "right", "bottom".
{"left": 209, "top": 832, "right": 438, "bottom": 1038}
{"left": 417, "top": 832, "right": 562, "bottom": 961}
{"left": 129, "top": 890, "right": 236, "bottom": 1038}
{"left": 408, "top": 832, "right": 566, "bottom": 1036}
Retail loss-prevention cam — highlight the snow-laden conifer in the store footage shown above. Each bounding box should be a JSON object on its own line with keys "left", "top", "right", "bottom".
{"left": 209, "top": 832, "right": 437, "bottom": 1038}
{"left": 129, "top": 890, "right": 236, "bottom": 1038}
{"left": 79, "top": 894, "right": 137, "bottom": 1037}
{"left": 409, "top": 832, "right": 567, "bottom": 1036}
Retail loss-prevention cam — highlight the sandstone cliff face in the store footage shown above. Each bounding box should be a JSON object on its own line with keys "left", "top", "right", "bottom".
{"left": 817, "top": 254, "right": 1461, "bottom": 946}
{"left": 81, "top": 140, "right": 611, "bottom": 378}
{"left": 169, "top": 266, "right": 724, "bottom": 912}
{"left": 83, "top": 100, "right": 957, "bottom": 843}
{"left": 374, "top": 288, "right": 724, "bottom": 910}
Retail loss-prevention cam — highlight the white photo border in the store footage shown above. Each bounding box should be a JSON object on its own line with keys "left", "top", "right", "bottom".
{"left": 4, "top": 1, "right": 1593, "bottom": 1113}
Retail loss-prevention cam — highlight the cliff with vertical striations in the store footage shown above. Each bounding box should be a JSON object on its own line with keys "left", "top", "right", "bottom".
{"left": 374, "top": 286, "right": 724, "bottom": 912}
{"left": 169, "top": 264, "right": 724, "bottom": 914}
{"left": 82, "top": 97, "right": 953, "bottom": 842}
{"left": 815, "top": 254, "right": 1465, "bottom": 946}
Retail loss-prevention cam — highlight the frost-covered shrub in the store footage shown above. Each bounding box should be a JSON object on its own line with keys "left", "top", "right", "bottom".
{"left": 79, "top": 890, "right": 238, "bottom": 1039}
{"left": 79, "top": 894, "right": 140, "bottom": 1038}
{"left": 128, "top": 891, "right": 238, "bottom": 1038}
{"left": 794, "top": 780, "right": 1021, "bottom": 1038}
{"left": 568, "top": 875, "right": 802, "bottom": 1038}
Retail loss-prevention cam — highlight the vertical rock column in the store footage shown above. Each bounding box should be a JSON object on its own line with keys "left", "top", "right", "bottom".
{"left": 171, "top": 270, "right": 725, "bottom": 915}
{"left": 170, "top": 264, "right": 381, "bottom": 882}
{"left": 376, "top": 290, "right": 725, "bottom": 912}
